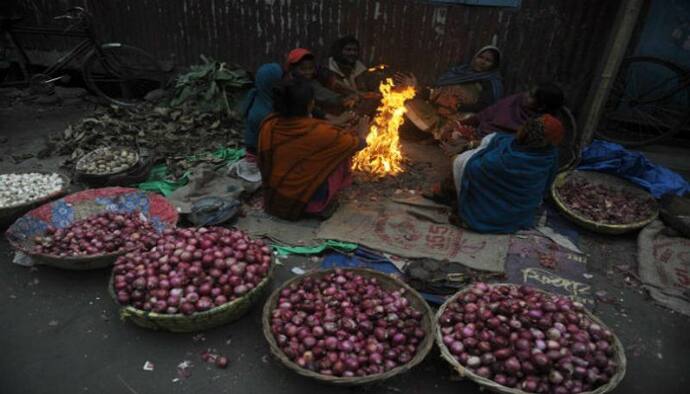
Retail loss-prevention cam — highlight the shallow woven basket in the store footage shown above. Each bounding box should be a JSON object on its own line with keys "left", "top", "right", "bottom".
{"left": 435, "top": 283, "right": 627, "bottom": 394}
{"left": 75, "top": 147, "right": 140, "bottom": 178}
{"left": 262, "top": 268, "right": 435, "bottom": 386}
{"left": 0, "top": 172, "right": 70, "bottom": 229}
{"left": 5, "top": 187, "right": 178, "bottom": 270}
{"left": 551, "top": 170, "right": 658, "bottom": 234}
{"left": 109, "top": 262, "right": 274, "bottom": 332}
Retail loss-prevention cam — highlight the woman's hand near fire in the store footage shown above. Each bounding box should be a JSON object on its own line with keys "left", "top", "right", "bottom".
{"left": 393, "top": 72, "right": 418, "bottom": 89}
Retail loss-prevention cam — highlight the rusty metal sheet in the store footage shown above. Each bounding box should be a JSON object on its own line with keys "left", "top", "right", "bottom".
{"left": 12, "top": 0, "right": 621, "bottom": 112}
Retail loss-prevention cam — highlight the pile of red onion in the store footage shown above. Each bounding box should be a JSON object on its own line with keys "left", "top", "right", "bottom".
{"left": 439, "top": 283, "right": 618, "bottom": 394}
{"left": 557, "top": 179, "right": 654, "bottom": 224}
{"left": 269, "top": 269, "right": 427, "bottom": 378}
{"left": 112, "top": 226, "right": 271, "bottom": 314}
{"left": 32, "top": 212, "right": 159, "bottom": 257}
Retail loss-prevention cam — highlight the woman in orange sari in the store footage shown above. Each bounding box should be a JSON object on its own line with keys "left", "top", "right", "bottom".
{"left": 258, "top": 78, "right": 370, "bottom": 220}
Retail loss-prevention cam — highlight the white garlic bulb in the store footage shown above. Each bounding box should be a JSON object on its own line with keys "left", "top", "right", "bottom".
{"left": 0, "top": 173, "right": 64, "bottom": 208}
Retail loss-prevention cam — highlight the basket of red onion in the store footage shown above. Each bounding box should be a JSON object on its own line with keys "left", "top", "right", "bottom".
{"left": 109, "top": 226, "right": 274, "bottom": 332}
{"left": 436, "top": 283, "right": 626, "bottom": 394}
{"left": 5, "top": 187, "right": 178, "bottom": 270}
{"left": 551, "top": 170, "right": 658, "bottom": 234}
{"left": 262, "top": 268, "right": 435, "bottom": 385}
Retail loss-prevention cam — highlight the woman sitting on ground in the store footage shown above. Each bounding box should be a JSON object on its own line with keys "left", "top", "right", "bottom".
{"left": 433, "top": 115, "right": 564, "bottom": 234}
{"left": 395, "top": 45, "right": 503, "bottom": 139}
{"left": 284, "top": 48, "right": 359, "bottom": 115}
{"left": 258, "top": 78, "right": 370, "bottom": 220}
{"left": 234, "top": 63, "right": 283, "bottom": 182}
{"left": 440, "top": 82, "right": 564, "bottom": 155}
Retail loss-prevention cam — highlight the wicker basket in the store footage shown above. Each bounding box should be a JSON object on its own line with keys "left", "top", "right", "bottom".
{"left": 435, "top": 283, "right": 627, "bottom": 394}
{"left": 109, "top": 262, "right": 274, "bottom": 332}
{"left": 75, "top": 147, "right": 140, "bottom": 178}
{"left": 0, "top": 172, "right": 70, "bottom": 229}
{"left": 551, "top": 170, "right": 658, "bottom": 234}
{"left": 262, "top": 268, "right": 435, "bottom": 386}
{"left": 5, "top": 187, "right": 178, "bottom": 270}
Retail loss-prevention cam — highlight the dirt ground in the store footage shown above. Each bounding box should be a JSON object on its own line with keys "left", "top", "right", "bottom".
{"left": 1, "top": 99, "right": 689, "bottom": 394}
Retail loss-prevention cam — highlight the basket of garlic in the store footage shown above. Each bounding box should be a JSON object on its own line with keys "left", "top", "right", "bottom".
{"left": 0, "top": 172, "right": 70, "bottom": 228}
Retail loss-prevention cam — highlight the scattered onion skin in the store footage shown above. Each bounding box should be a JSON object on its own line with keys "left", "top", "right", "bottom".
{"left": 270, "top": 269, "right": 427, "bottom": 378}
{"left": 439, "top": 283, "right": 618, "bottom": 393}
{"left": 112, "top": 227, "right": 271, "bottom": 315}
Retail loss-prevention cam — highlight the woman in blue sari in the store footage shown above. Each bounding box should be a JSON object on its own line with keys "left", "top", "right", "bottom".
{"left": 232, "top": 63, "right": 283, "bottom": 182}
{"left": 452, "top": 114, "right": 564, "bottom": 233}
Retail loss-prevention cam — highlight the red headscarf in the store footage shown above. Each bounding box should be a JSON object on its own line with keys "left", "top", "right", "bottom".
{"left": 285, "top": 48, "right": 313, "bottom": 70}
{"left": 517, "top": 114, "right": 564, "bottom": 148}
{"left": 541, "top": 114, "right": 565, "bottom": 146}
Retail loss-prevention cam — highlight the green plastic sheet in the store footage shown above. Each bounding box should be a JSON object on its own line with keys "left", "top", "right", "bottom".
{"left": 137, "top": 148, "right": 244, "bottom": 196}
{"left": 137, "top": 164, "right": 189, "bottom": 196}
{"left": 186, "top": 147, "right": 245, "bottom": 162}
{"left": 272, "top": 240, "right": 358, "bottom": 258}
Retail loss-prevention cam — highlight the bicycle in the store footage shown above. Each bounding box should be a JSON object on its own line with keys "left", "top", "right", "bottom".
{"left": 1, "top": 7, "right": 165, "bottom": 106}
{"left": 596, "top": 56, "right": 690, "bottom": 147}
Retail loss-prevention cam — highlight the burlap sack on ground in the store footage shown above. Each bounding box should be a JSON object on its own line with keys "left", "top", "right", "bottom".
{"left": 316, "top": 200, "right": 508, "bottom": 272}
{"left": 638, "top": 220, "right": 690, "bottom": 316}
{"left": 235, "top": 208, "right": 323, "bottom": 247}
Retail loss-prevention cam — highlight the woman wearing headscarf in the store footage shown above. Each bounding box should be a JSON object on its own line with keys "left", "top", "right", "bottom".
{"left": 232, "top": 63, "right": 284, "bottom": 182}
{"left": 396, "top": 46, "right": 503, "bottom": 139}
{"left": 449, "top": 114, "right": 564, "bottom": 233}
{"left": 283, "top": 48, "right": 360, "bottom": 125}
{"left": 284, "top": 48, "right": 360, "bottom": 113}
{"left": 258, "top": 78, "right": 370, "bottom": 220}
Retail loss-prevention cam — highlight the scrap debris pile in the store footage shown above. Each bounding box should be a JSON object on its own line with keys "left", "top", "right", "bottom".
{"left": 44, "top": 57, "right": 252, "bottom": 177}
{"left": 48, "top": 104, "right": 241, "bottom": 173}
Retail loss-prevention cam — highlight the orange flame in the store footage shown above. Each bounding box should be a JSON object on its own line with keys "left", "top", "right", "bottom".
{"left": 352, "top": 78, "right": 416, "bottom": 177}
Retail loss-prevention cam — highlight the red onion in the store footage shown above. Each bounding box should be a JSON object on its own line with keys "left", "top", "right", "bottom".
{"left": 112, "top": 227, "right": 271, "bottom": 316}
{"left": 34, "top": 212, "right": 161, "bottom": 257}
{"left": 557, "top": 178, "right": 655, "bottom": 224}
{"left": 439, "top": 283, "right": 618, "bottom": 392}
{"left": 269, "top": 269, "right": 426, "bottom": 378}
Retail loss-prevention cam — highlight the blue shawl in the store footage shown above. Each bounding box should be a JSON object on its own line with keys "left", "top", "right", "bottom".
{"left": 456, "top": 133, "right": 558, "bottom": 234}
{"left": 242, "top": 63, "right": 283, "bottom": 150}
{"left": 435, "top": 46, "right": 503, "bottom": 104}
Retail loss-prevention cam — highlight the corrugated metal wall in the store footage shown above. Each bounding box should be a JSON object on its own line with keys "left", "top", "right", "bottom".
{"left": 12, "top": 0, "right": 621, "bottom": 112}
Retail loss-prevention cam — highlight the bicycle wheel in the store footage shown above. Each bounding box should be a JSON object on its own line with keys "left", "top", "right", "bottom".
{"left": 596, "top": 56, "right": 690, "bottom": 146}
{"left": 82, "top": 43, "right": 164, "bottom": 106}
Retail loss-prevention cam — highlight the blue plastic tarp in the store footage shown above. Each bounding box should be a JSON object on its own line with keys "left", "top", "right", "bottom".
{"left": 577, "top": 140, "right": 690, "bottom": 198}
{"left": 321, "top": 250, "right": 447, "bottom": 305}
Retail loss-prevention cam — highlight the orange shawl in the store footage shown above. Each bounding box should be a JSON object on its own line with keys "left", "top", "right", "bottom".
{"left": 258, "top": 114, "right": 360, "bottom": 220}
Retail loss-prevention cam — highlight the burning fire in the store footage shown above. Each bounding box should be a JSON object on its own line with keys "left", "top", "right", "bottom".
{"left": 352, "top": 78, "right": 416, "bottom": 177}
